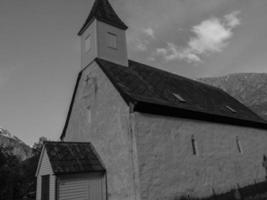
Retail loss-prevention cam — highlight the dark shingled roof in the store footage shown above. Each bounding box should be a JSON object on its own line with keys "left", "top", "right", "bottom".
{"left": 78, "top": 0, "right": 128, "bottom": 36}
{"left": 44, "top": 142, "right": 105, "bottom": 175}
{"left": 95, "top": 58, "right": 267, "bottom": 124}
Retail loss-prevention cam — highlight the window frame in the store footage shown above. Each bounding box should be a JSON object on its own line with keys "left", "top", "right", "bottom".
{"left": 106, "top": 32, "right": 118, "bottom": 49}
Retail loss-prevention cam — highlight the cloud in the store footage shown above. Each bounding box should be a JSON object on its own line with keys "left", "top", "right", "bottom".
{"left": 155, "top": 11, "right": 241, "bottom": 63}
{"left": 224, "top": 11, "right": 241, "bottom": 28}
{"left": 143, "top": 27, "right": 155, "bottom": 39}
{"left": 135, "top": 39, "right": 149, "bottom": 51}
{"left": 156, "top": 43, "right": 201, "bottom": 63}
{"left": 0, "top": 67, "right": 16, "bottom": 89}
{"left": 133, "top": 27, "right": 156, "bottom": 51}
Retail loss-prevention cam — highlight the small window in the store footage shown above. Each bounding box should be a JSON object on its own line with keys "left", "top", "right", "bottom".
{"left": 263, "top": 155, "right": 267, "bottom": 173}
{"left": 87, "top": 107, "right": 92, "bottom": 124}
{"left": 236, "top": 136, "right": 243, "bottom": 153}
{"left": 85, "top": 75, "right": 90, "bottom": 85}
{"left": 191, "top": 135, "right": 198, "bottom": 155}
{"left": 173, "top": 93, "right": 186, "bottom": 103}
{"left": 85, "top": 35, "right": 92, "bottom": 52}
{"left": 107, "top": 32, "right": 117, "bottom": 49}
{"left": 226, "top": 105, "right": 237, "bottom": 113}
{"left": 41, "top": 175, "right": 49, "bottom": 200}
{"left": 187, "top": 194, "right": 191, "bottom": 200}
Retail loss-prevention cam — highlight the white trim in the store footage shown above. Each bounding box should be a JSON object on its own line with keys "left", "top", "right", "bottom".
{"left": 35, "top": 146, "right": 46, "bottom": 177}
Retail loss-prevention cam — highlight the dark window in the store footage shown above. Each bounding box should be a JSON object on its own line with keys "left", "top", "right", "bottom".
{"left": 263, "top": 155, "right": 267, "bottom": 179}
{"left": 191, "top": 135, "right": 197, "bottom": 155}
{"left": 236, "top": 136, "right": 242, "bottom": 153}
{"left": 41, "top": 175, "right": 50, "bottom": 200}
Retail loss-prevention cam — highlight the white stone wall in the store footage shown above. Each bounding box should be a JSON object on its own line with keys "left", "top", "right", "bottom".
{"left": 134, "top": 112, "right": 267, "bottom": 200}
{"left": 63, "top": 62, "right": 138, "bottom": 200}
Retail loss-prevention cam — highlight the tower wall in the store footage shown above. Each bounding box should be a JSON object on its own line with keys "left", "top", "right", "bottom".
{"left": 81, "top": 20, "right": 98, "bottom": 69}
{"left": 80, "top": 20, "right": 128, "bottom": 68}
{"left": 97, "top": 21, "right": 128, "bottom": 66}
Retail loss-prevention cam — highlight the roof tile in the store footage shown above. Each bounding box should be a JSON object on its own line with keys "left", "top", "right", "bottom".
{"left": 96, "top": 58, "right": 267, "bottom": 124}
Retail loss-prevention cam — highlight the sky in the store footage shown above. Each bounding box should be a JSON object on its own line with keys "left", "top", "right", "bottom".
{"left": 0, "top": 0, "right": 267, "bottom": 146}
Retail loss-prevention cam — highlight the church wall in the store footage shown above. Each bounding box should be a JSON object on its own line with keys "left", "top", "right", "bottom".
{"left": 63, "top": 62, "right": 138, "bottom": 200}
{"left": 134, "top": 112, "right": 267, "bottom": 200}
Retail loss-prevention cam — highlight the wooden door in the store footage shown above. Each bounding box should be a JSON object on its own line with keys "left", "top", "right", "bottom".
{"left": 41, "top": 175, "right": 50, "bottom": 200}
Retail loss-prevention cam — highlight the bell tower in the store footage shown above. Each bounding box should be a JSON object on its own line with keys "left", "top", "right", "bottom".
{"left": 78, "top": 0, "right": 128, "bottom": 68}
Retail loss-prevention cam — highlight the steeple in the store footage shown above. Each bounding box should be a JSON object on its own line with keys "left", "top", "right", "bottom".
{"left": 78, "top": 0, "right": 128, "bottom": 36}
{"left": 79, "top": 0, "right": 128, "bottom": 68}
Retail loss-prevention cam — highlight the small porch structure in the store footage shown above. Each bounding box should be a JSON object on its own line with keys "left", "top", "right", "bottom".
{"left": 35, "top": 142, "right": 106, "bottom": 200}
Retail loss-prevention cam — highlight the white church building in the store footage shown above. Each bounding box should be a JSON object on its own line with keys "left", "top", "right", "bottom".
{"left": 36, "top": 0, "right": 267, "bottom": 200}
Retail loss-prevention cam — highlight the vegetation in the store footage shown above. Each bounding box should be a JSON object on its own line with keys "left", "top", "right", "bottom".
{"left": 0, "top": 137, "right": 47, "bottom": 200}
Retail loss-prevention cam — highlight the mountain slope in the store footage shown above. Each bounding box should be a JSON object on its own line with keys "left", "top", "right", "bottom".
{"left": 199, "top": 73, "right": 267, "bottom": 120}
{"left": 0, "top": 128, "right": 32, "bottom": 160}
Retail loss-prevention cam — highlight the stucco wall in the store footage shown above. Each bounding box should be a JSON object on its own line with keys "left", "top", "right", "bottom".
{"left": 63, "top": 62, "right": 138, "bottom": 200}
{"left": 134, "top": 112, "right": 267, "bottom": 200}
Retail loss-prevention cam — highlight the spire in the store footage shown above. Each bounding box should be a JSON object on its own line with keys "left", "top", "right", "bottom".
{"left": 78, "top": 0, "right": 128, "bottom": 36}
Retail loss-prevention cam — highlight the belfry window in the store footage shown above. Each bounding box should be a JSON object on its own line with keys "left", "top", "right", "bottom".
{"left": 107, "top": 32, "right": 117, "bottom": 49}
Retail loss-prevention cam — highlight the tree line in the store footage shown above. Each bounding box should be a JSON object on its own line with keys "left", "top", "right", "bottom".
{"left": 0, "top": 137, "right": 46, "bottom": 200}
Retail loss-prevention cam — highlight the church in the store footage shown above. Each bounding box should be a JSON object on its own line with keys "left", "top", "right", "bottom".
{"left": 35, "top": 0, "right": 267, "bottom": 200}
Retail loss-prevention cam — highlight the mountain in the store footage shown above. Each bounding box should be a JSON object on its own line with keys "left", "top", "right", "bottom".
{"left": 199, "top": 73, "right": 267, "bottom": 120}
{"left": 0, "top": 128, "right": 32, "bottom": 160}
